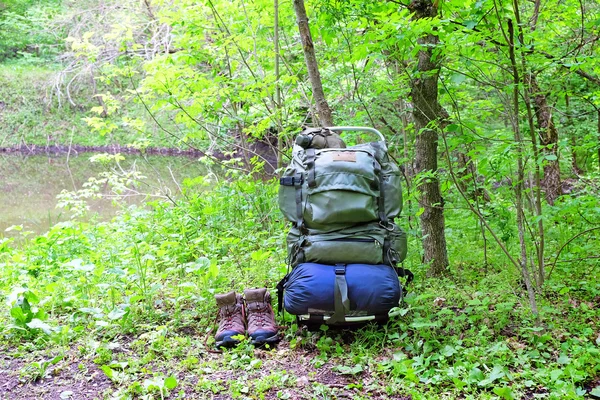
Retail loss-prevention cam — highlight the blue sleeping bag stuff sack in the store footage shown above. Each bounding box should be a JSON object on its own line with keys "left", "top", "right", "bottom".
{"left": 282, "top": 263, "right": 401, "bottom": 324}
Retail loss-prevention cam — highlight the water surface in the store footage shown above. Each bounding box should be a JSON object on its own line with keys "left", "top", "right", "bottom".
{"left": 0, "top": 153, "right": 208, "bottom": 237}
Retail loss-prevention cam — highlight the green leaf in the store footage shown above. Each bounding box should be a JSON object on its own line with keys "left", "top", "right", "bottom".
{"left": 468, "top": 367, "right": 484, "bottom": 383}
{"left": 26, "top": 319, "right": 53, "bottom": 334}
{"left": 452, "top": 378, "right": 466, "bottom": 389}
{"left": 493, "top": 386, "right": 515, "bottom": 400}
{"left": 590, "top": 386, "right": 600, "bottom": 397}
{"left": 333, "top": 363, "right": 364, "bottom": 375}
{"left": 101, "top": 365, "right": 114, "bottom": 379}
{"left": 550, "top": 369, "right": 563, "bottom": 381}
{"left": 5, "top": 224, "right": 23, "bottom": 232}
{"left": 409, "top": 320, "right": 440, "bottom": 329}
{"left": 207, "top": 260, "right": 219, "bottom": 279}
{"left": 446, "top": 123, "right": 460, "bottom": 132}
{"left": 559, "top": 286, "right": 570, "bottom": 295}
{"left": 107, "top": 308, "right": 127, "bottom": 320}
{"left": 10, "top": 306, "right": 28, "bottom": 324}
{"left": 108, "top": 362, "right": 128, "bottom": 370}
{"left": 478, "top": 365, "right": 505, "bottom": 386}
{"left": 143, "top": 378, "right": 161, "bottom": 390}
{"left": 465, "top": 20, "right": 477, "bottom": 29}
{"left": 441, "top": 345, "right": 457, "bottom": 357}
{"left": 51, "top": 355, "right": 63, "bottom": 365}
{"left": 350, "top": 364, "right": 364, "bottom": 375}
{"left": 165, "top": 376, "right": 178, "bottom": 390}
{"left": 557, "top": 354, "right": 570, "bottom": 364}
{"left": 450, "top": 73, "right": 466, "bottom": 84}
{"left": 23, "top": 291, "right": 39, "bottom": 304}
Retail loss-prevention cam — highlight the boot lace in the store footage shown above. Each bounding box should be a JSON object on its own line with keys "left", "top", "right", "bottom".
{"left": 220, "top": 310, "right": 234, "bottom": 329}
{"left": 219, "top": 305, "right": 242, "bottom": 330}
{"left": 249, "top": 304, "right": 272, "bottom": 327}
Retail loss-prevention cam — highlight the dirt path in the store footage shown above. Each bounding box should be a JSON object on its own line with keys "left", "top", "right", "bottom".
{"left": 0, "top": 339, "right": 412, "bottom": 399}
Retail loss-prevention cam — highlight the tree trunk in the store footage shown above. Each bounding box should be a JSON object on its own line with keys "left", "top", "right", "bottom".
{"left": 293, "top": 0, "right": 333, "bottom": 127}
{"left": 455, "top": 150, "right": 490, "bottom": 202}
{"left": 508, "top": 17, "right": 538, "bottom": 315}
{"left": 274, "top": 0, "right": 283, "bottom": 170}
{"left": 565, "top": 94, "right": 583, "bottom": 175}
{"left": 408, "top": 0, "right": 449, "bottom": 276}
{"left": 529, "top": 77, "right": 561, "bottom": 205}
{"left": 514, "top": 0, "right": 544, "bottom": 287}
{"left": 597, "top": 109, "right": 600, "bottom": 171}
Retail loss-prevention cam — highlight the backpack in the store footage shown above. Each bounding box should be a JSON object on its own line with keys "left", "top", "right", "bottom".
{"left": 277, "top": 126, "right": 411, "bottom": 325}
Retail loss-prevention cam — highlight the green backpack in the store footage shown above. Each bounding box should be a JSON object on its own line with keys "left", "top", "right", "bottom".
{"left": 279, "top": 126, "right": 407, "bottom": 267}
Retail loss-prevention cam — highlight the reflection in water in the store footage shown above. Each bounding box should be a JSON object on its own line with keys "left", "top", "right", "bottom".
{"left": 0, "top": 153, "right": 208, "bottom": 236}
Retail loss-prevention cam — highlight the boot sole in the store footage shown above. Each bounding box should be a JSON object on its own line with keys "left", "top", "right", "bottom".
{"left": 250, "top": 334, "right": 280, "bottom": 347}
{"left": 215, "top": 337, "right": 241, "bottom": 348}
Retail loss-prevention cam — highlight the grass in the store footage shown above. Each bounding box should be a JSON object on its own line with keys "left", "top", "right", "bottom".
{"left": 0, "top": 61, "right": 86, "bottom": 147}
{"left": 0, "top": 168, "right": 599, "bottom": 399}
{"left": 0, "top": 60, "right": 183, "bottom": 149}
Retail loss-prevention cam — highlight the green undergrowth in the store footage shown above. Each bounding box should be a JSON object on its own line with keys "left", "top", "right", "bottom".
{"left": 0, "top": 61, "right": 180, "bottom": 149}
{"left": 0, "top": 174, "right": 599, "bottom": 399}
{"left": 0, "top": 62, "right": 81, "bottom": 147}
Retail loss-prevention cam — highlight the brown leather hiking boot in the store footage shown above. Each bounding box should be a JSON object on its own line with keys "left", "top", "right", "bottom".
{"left": 244, "top": 288, "right": 279, "bottom": 346}
{"left": 214, "top": 291, "right": 245, "bottom": 348}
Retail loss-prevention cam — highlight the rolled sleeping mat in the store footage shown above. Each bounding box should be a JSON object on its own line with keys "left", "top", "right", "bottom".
{"left": 283, "top": 263, "right": 402, "bottom": 324}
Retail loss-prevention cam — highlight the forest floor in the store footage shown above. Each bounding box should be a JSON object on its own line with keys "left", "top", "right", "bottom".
{"left": 1, "top": 287, "right": 599, "bottom": 400}
{"left": 1, "top": 328, "right": 416, "bottom": 400}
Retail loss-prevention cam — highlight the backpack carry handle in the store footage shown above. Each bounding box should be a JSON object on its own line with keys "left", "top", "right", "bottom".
{"left": 327, "top": 126, "right": 386, "bottom": 143}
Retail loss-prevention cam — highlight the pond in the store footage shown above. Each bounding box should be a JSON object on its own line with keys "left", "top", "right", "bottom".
{"left": 0, "top": 152, "right": 209, "bottom": 237}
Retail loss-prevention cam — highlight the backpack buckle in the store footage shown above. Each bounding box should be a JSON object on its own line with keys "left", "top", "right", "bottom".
{"left": 379, "top": 221, "right": 396, "bottom": 232}
{"left": 279, "top": 175, "right": 303, "bottom": 186}
{"left": 334, "top": 264, "right": 346, "bottom": 275}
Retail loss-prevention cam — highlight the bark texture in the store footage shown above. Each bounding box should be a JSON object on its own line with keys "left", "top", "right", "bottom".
{"left": 565, "top": 94, "right": 583, "bottom": 174}
{"left": 597, "top": 110, "right": 600, "bottom": 171}
{"left": 455, "top": 151, "right": 490, "bottom": 202}
{"left": 508, "top": 17, "right": 538, "bottom": 313}
{"left": 408, "top": 0, "right": 449, "bottom": 276}
{"left": 529, "top": 77, "right": 561, "bottom": 205}
{"left": 293, "top": 0, "right": 333, "bottom": 127}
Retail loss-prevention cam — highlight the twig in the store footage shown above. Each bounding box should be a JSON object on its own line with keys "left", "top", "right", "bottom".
{"left": 440, "top": 130, "right": 522, "bottom": 272}
{"left": 547, "top": 226, "right": 600, "bottom": 281}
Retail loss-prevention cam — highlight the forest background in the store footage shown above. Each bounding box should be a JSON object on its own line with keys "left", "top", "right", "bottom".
{"left": 0, "top": 0, "right": 599, "bottom": 399}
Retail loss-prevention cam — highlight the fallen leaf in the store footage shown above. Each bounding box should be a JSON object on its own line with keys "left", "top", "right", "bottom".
{"left": 434, "top": 297, "right": 446, "bottom": 307}
{"left": 296, "top": 376, "right": 310, "bottom": 387}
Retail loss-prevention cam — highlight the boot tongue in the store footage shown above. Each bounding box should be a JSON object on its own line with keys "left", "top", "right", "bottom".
{"left": 244, "top": 288, "right": 267, "bottom": 303}
{"left": 215, "top": 291, "right": 238, "bottom": 308}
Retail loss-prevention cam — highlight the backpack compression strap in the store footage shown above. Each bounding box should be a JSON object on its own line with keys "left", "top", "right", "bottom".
{"left": 294, "top": 174, "right": 304, "bottom": 230}
{"left": 276, "top": 274, "right": 289, "bottom": 314}
{"left": 306, "top": 148, "right": 317, "bottom": 188}
{"left": 279, "top": 174, "right": 306, "bottom": 232}
{"left": 377, "top": 164, "right": 388, "bottom": 225}
{"left": 328, "top": 264, "right": 350, "bottom": 324}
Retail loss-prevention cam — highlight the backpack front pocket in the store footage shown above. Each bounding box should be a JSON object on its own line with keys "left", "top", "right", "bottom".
{"left": 305, "top": 149, "right": 380, "bottom": 228}
{"left": 287, "top": 224, "right": 386, "bottom": 266}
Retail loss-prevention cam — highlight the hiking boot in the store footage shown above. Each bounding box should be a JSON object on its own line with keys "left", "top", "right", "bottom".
{"left": 244, "top": 288, "right": 279, "bottom": 346}
{"left": 214, "top": 291, "right": 245, "bottom": 348}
